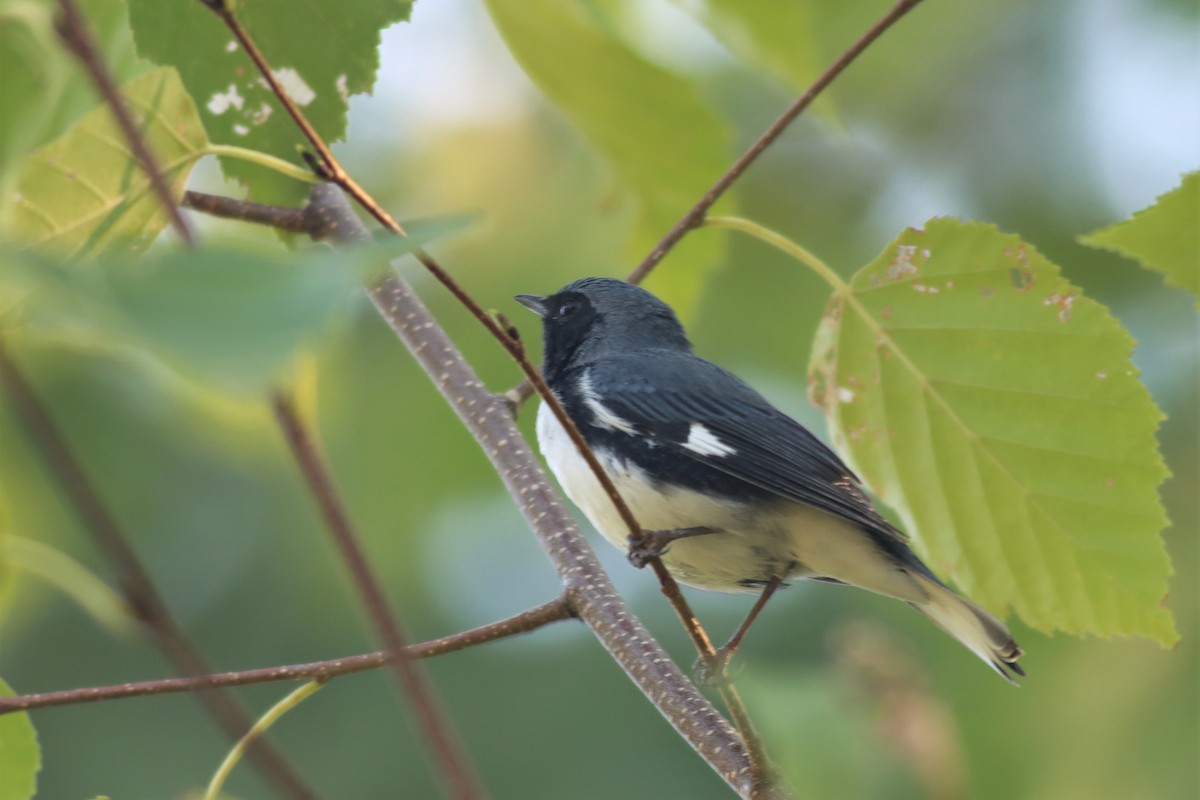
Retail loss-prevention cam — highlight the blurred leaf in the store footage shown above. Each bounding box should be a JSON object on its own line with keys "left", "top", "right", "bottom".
{"left": 0, "top": 675, "right": 39, "bottom": 800}
{"left": 675, "top": 0, "right": 825, "bottom": 97}
{"left": 0, "top": 0, "right": 149, "bottom": 214}
{"left": 2, "top": 230, "right": 457, "bottom": 391}
{"left": 484, "top": 0, "right": 731, "bottom": 316}
{"left": 4, "top": 67, "right": 207, "bottom": 259}
{"left": 1, "top": 535, "right": 136, "bottom": 636}
{"left": 126, "top": 0, "right": 412, "bottom": 204}
{"left": 1080, "top": 172, "right": 1199, "bottom": 308}
{"left": 742, "top": 669, "right": 912, "bottom": 798}
{"left": 808, "top": 219, "right": 1175, "bottom": 644}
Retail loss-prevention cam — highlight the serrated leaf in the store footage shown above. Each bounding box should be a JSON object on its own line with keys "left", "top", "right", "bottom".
{"left": 808, "top": 219, "right": 1175, "bottom": 644}
{"left": 484, "top": 0, "right": 731, "bottom": 316}
{"left": 1080, "top": 172, "right": 1200, "bottom": 308}
{"left": 0, "top": 676, "right": 39, "bottom": 800}
{"left": 4, "top": 67, "right": 207, "bottom": 259}
{"left": 126, "top": 0, "right": 412, "bottom": 204}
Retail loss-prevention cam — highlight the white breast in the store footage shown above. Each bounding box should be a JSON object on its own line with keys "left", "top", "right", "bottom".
{"left": 536, "top": 401, "right": 751, "bottom": 555}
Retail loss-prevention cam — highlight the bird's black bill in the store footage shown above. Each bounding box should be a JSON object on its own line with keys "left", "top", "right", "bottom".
{"left": 514, "top": 294, "right": 548, "bottom": 317}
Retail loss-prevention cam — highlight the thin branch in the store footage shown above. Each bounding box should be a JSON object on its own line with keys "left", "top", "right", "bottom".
{"left": 183, "top": 0, "right": 715, "bottom": 667}
{"left": 0, "top": 341, "right": 317, "bottom": 800}
{"left": 292, "top": 185, "right": 756, "bottom": 797}
{"left": 197, "top": 0, "right": 405, "bottom": 236}
{"left": 53, "top": 0, "right": 194, "bottom": 246}
{"left": 627, "top": 0, "right": 926, "bottom": 283}
{"left": 183, "top": 190, "right": 311, "bottom": 232}
{"left": 0, "top": 598, "right": 574, "bottom": 712}
{"left": 271, "top": 393, "right": 484, "bottom": 800}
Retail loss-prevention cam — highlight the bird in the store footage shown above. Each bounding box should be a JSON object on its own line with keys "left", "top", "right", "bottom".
{"left": 515, "top": 277, "right": 1024, "bottom": 684}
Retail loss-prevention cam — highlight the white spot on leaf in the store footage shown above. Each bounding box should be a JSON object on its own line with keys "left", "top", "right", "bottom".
{"left": 272, "top": 67, "right": 316, "bottom": 106}
{"left": 207, "top": 84, "right": 245, "bottom": 114}
{"left": 336, "top": 74, "right": 350, "bottom": 103}
{"left": 837, "top": 387, "right": 855, "bottom": 404}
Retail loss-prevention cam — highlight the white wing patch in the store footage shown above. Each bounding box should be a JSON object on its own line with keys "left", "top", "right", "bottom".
{"left": 683, "top": 423, "right": 736, "bottom": 457}
{"left": 578, "top": 371, "right": 636, "bottom": 434}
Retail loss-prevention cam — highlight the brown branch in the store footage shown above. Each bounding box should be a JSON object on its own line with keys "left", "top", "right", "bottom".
{"left": 290, "top": 184, "right": 757, "bottom": 797}
{"left": 270, "top": 393, "right": 484, "bottom": 800}
{"left": 197, "top": 0, "right": 405, "bottom": 236}
{"left": 185, "top": 5, "right": 704, "bottom": 658}
{"left": 54, "top": 0, "right": 195, "bottom": 247}
{"left": 0, "top": 341, "right": 316, "bottom": 800}
{"left": 627, "top": 0, "right": 927, "bottom": 283}
{"left": 182, "top": 190, "right": 310, "bottom": 232}
{"left": 0, "top": 599, "right": 574, "bottom": 715}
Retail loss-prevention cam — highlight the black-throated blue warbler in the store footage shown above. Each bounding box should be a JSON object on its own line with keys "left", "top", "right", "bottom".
{"left": 516, "top": 277, "right": 1024, "bottom": 683}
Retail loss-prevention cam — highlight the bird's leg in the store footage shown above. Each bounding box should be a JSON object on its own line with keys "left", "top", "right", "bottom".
{"left": 694, "top": 573, "right": 788, "bottom": 687}
{"left": 627, "top": 526, "right": 719, "bottom": 569}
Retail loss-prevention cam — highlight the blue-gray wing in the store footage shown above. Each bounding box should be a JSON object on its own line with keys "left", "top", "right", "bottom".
{"left": 587, "top": 352, "right": 906, "bottom": 544}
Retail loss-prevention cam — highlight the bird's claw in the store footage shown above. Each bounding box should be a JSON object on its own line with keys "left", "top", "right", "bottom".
{"left": 627, "top": 526, "right": 717, "bottom": 569}
{"left": 693, "top": 648, "right": 735, "bottom": 687}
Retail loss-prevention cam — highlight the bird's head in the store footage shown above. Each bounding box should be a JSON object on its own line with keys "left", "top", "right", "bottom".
{"left": 515, "top": 277, "right": 691, "bottom": 379}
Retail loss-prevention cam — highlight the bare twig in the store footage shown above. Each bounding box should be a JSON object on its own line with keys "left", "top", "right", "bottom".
{"left": 271, "top": 393, "right": 484, "bottom": 800}
{"left": 185, "top": 0, "right": 716, "bottom": 668}
{"left": 54, "top": 0, "right": 195, "bottom": 246}
{"left": 183, "top": 190, "right": 310, "bottom": 232}
{"left": 0, "top": 599, "right": 574, "bottom": 715}
{"left": 628, "top": 0, "right": 926, "bottom": 282}
{"left": 0, "top": 341, "right": 316, "bottom": 800}
{"left": 296, "top": 185, "right": 756, "bottom": 796}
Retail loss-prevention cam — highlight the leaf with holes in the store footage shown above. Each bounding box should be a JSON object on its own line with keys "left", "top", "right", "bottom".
{"left": 126, "top": 0, "right": 412, "bottom": 204}
{"left": 1080, "top": 172, "right": 1199, "bottom": 308}
{"left": 808, "top": 218, "right": 1175, "bottom": 644}
{"left": 4, "top": 67, "right": 207, "bottom": 259}
{"left": 484, "top": 0, "right": 730, "bottom": 317}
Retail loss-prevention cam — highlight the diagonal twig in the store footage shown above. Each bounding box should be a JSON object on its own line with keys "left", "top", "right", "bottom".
{"left": 271, "top": 392, "right": 485, "bottom": 800}
{"left": 54, "top": 0, "right": 195, "bottom": 246}
{"left": 627, "top": 0, "right": 927, "bottom": 283}
{"left": 179, "top": 2, "right": 718, "bottom": 670}
{"left": 0, "top": 598, "right": 574, "bottom": 714}
{"left": 0, "top": 341, "right": 317, "bottom": 800}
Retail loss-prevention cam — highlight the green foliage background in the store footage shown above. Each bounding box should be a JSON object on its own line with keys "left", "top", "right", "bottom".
{"left": 0, "top": 0, "right": 1196, "bottom": 798}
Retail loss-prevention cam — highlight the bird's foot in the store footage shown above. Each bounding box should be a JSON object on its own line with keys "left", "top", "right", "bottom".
{"left": 627, "top": 526, "right": 718, "bottom": 568}
{"left": 693, "top": 647, "right": 736, "bottom": 687}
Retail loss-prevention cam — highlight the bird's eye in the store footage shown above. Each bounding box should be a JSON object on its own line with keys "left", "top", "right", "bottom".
{"left": 558, "top": 299, "right": 581, "bottom": 318}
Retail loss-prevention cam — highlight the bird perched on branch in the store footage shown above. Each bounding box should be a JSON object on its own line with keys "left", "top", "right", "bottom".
{"left": 516, "top": 277, "right": 1023, "bottom": 683}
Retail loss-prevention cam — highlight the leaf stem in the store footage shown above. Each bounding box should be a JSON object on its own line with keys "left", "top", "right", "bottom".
{"left": 703, "top": 216, "right": 850, "bottom": 294}
{"left": 628, "top": 0, "right": 926, "bottom": 282}
{"left": 204, "top": 681, "right": 324, "bottom": 800}
{"left": 204, "top": 144, "right": 323, "bottom": 184}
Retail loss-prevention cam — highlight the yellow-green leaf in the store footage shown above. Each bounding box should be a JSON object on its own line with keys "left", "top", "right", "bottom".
{"left": 1080, "top": 171, "right": 1200, "bottom": 308}
{"left": 0, "top": 676, "right": 39, "bottom": 800}
{"left": 808, "top": 219, "right": 1175, "bottom": 644}
{"left": 1, "top": 536, "right": 136, "bottom": 636}
{"left": 5, "top": 67, "right": 207, "bottom": 259}
{"left": 484, "top": 0, "right": 731, "bottom": 316}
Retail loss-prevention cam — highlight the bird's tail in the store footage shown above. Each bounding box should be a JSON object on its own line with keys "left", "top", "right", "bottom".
{"left": 909, "top": 575, "right": 1024, "bottom": 684}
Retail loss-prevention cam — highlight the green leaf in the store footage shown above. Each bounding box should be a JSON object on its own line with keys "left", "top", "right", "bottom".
{"left": 0, "top": 676, "right": 39, "bottom": 800}
{"left": 1080, "top": 172, "right": 1200, "bottom": 308}
{"left": 4, "top": 67, "right": 207, "bottom": 259}
{"left": 126, "top": 0, "right": 412, "bottom": 204}
{"left": 1, "top": 535, "right": 136, "bottom": 636}
{"left": 676, "top": 0, "right": 824, "bottom": 96}
{"left": 807, "top": 218, "right": 1175, "bottom": 644}
{"left": 484, "top": 0, "right": 731, "bottom": 315}
{"left": 2, "top": 228, "right": 457, "bottom": 391}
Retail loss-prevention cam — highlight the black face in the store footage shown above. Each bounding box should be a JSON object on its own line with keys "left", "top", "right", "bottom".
{"left": 536, "top": 290, "right": 601, "bottom": 380}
